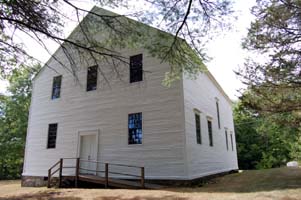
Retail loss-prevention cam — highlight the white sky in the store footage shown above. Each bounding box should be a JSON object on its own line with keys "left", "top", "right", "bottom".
{"left": 0, "top": 0, "right": 255, "bottom": 100}
{"left": 206, "top": 0, "right": 255, "bottom": 99}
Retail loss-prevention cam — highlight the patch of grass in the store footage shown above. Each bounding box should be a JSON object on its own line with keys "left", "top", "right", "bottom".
{"left": 1, "top": 167, "right": 301, "bottom": 200}
{"left": 201, "top": 167, "right": 301, "bottom": 192}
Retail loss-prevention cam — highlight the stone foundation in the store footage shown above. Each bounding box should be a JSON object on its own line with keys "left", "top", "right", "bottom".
{"left": 22, "top": 170, "right": 238, "bottom": 187}
{"left": 146, "top": 170, "right": 239, "bottom": 187}
{"left": 21, "top": 176, "right": 47, "bottom": 187}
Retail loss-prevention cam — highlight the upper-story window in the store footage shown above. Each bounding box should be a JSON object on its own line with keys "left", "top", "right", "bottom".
{"left": 195, "top": 112, "right": 202, "bottom": 144}
{"left": 87, "top": 65, "right": 98, "bottom": 91}
{"left": 207, "top": 119, "right": 213, "bottom": 147}
{"left": 47, "top": 123, "right": 58, "bottom": 149}
{"left": 51, "top": 75, "right": 62, "bottom": 99}
{"left": 130, "top": 54, "right": 143, "bottom": 83}
{"left": 128, "top": 112, "right": 142, "bottom": 145}
{"left": 216, "top": 99, "right": 221, "bottom": 129}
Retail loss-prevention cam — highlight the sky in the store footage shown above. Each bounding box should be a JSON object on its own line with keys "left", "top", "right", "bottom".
{"left": 206, "top": 0, "right": 255, "bottom": 99}
{"left": 0, "top": 0, "right": 255, "bottom": 100}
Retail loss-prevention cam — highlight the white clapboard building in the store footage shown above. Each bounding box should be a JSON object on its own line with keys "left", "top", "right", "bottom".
{"left": 22, "top": 6, "right": 238, "bottom": 187}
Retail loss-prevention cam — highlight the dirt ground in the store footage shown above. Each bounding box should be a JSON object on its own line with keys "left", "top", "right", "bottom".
{"left": 1, "top": 167, "right": 301, "bottom": 200}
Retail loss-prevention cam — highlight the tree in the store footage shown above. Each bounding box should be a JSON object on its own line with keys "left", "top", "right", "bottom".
{"left": 233, "top": 101, "right": 264, "bottom": 169}
{"left": 233, "top": 102, "right": 262, "bottom": 169}
{"left": 237, "top": 0, "right": 301, "bottom": 125}
{"left": 234, "top": 100, "right": 301, "bottom": 170}
{"left": 0, "top": 64, "right": 40, "bottom": 179}
{"left": 0, "top": 0, "right": 233, "bottom": 84}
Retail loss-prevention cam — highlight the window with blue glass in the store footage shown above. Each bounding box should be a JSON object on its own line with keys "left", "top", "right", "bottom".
{"left": 128, "top": 113, "right": 142, "bottom": 144}
{"left": 51, "top": 75, "right": 62, "bottom": 99}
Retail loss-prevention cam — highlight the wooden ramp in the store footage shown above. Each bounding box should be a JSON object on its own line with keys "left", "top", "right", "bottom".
{"left": 78, "top": 174, "right": 162, "bottom": 189}
{"left": 48, "top": 158, "right": 163, "bottom": 189}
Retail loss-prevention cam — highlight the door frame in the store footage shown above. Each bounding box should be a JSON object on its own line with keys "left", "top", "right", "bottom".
{"left": 76, "top": 129, "right": 100, "bottom": 161}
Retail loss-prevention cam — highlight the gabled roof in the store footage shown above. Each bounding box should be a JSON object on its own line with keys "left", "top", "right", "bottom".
{"left": 33, "top": 6, "right": 232, "bottom": 104}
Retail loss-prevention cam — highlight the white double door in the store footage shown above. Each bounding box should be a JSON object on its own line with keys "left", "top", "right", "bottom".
{"left": 79, "top": 134, "right": 97, "bottom": 175}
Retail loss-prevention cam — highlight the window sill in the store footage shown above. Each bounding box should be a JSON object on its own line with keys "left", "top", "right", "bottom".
{"left": 50, "top": 97, "right": 61, "bottom": 102}
{"left": 128, "top": 143, "right": 143, "bottom": 146}
{"left": 129, "top": 80, "right": 144, "bottom": 85}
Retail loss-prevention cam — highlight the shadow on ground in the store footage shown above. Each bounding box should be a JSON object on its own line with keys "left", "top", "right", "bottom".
{"left": 1, "top": 167, "right": 301, "bottom": 200}
{"left": 167, "top": 167, "right": 301, "bottom": 193}
{"left": 0, "top": 191, "right": 81, "bottom": 200}
{"left": 0, "top": 192, "right": 187, "bottom": 200}
{"left": 95, "top": 195, "right": 188, "bottom": 200}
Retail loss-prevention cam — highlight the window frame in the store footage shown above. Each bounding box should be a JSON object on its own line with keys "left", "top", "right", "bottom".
{"left": 86, "top": 65, "right": 98, "bottom": 92}
{"left": 230, "top": 132, "right": 234, "bottom": 151}
{"left": 216, "top": 99, "right": 221, "bottom": 129}
{"left": 129, "top": 54, "right": 143, "bottom": 83}
{"left": 225, "top": 128, "right": 229, "bottom": 150}
{"left": 51, "top": 75, "right": 62, "bottom": 100}
{"left": 128, "top": 112, "right": 143, "bottom": 145}
{"left": 207, "top": 119, "right": 213, "bottom": 147}
{"left": 194, "top": 111, "right": 202, "bottom": 144}
{"left": 47, "top": 123, "right": 58, "bottom": 149}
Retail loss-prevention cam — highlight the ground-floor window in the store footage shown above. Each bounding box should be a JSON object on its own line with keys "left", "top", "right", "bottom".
{"left": 225, "top": 129, "right": 229, "bottom": 150}
{"left": 47, "top": 123, "right": 58, "bottom": 149}
{"left": 195, "top": 112, "right": 202, "bottom": 144}
{"left": 207, "top": 120, "right": 213, "bottom": 147}
{"left": 230, "top": 132, "right": 234, "bottom": 151}
{"left": 128, "top": 112, "right": 142, "bottom": 144}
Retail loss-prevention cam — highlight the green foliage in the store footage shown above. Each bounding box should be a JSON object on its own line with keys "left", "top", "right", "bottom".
{"left": 237, "top": 0, "right": 301, "bottom": 122}
{"left": 236, "top": 0, "right": 301, "bottom": 169}
{"left": 67, "top": 6, "right": 208, "bottom": 86}
{"left": 0, "top": 64, "right": 40, "bottom": 179}
{"left": 234, "top": 101, "right": 264, "bottom": 169}
{"left": 289, "top": 129, "right": 301, "bottom": 161}
{"left": 234, "top": 100, "right": 301, "bottom": 170}
{"left": 0, "top": 0, "right": 62, "bottom": 75}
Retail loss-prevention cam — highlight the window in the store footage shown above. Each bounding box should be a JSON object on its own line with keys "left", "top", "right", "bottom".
{"left": 230, "top": 132, "right": 234, "bottom": 151}
{"left": 47, "top": 123, "right": 57, "bottom": 149}
{"left": 216, "top": 100, "right": 221, "bottom": 129}
{"left": 51, "top": 75, "right": 62, "bottom": 99}
{"left": 130, "top": 54, "right": 143, "bottom": 83}
{"left": 207, "top": 120, "right": 213, "bottom": 146}
{"left": 128, "top": 113, "right": 142, "bottom": 144}
{"left": 225, "top": 129, "right": 229, "bottom": 150}
{"left": 195, "top": 113, "right": 201, "bottom": 144}
{"left": 86, "top": 66, "right": 98, "bottom": 91}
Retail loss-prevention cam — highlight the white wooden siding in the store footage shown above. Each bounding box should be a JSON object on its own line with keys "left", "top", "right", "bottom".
{"left": 23, "top": 50, "right": 238, "bottom": 180}
{"left": 23, "top": 6, "right": 238, "bottom": 180}
{"left": 183, "top": 72, "right": 238, "bottom": 179}
{"left": 23, "top": 47, "right": 187, "bottom": 179}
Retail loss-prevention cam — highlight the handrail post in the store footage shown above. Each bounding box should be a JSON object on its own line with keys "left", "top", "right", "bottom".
{"left": 59, "top": 158, "right": 63, "bottom": 188}
{"left": 141, "top": 167, "right": 145, "bottom": 188}
{"left": 105, "top": 163, "right": 109, "bottom": 188}
{"left": 75, "top": 158, "right": 80, "bottom": 188}
{"left": 47, "top": 169, "right": 51, "bottom": 188}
